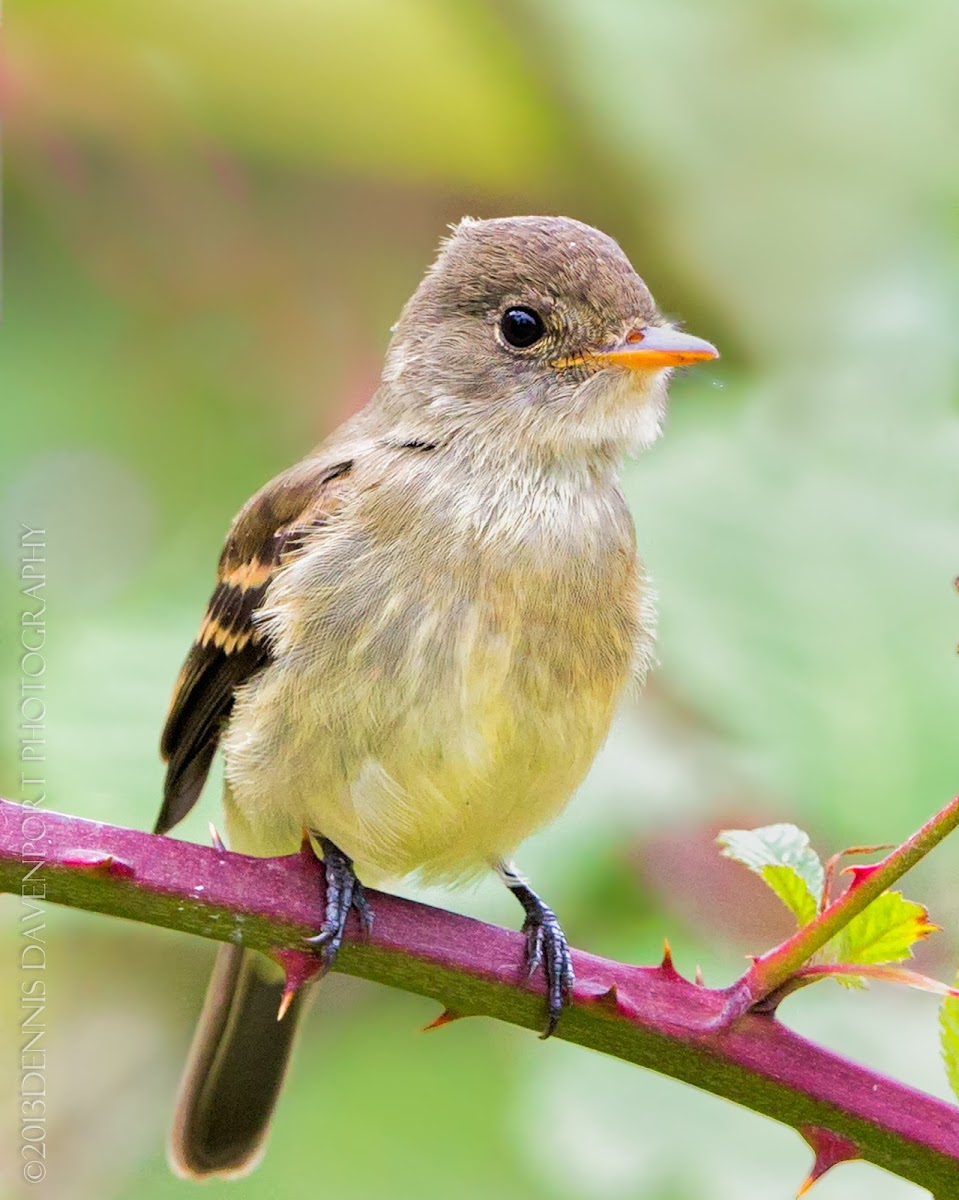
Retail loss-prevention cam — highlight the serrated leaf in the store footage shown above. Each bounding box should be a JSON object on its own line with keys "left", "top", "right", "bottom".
{"left": 939, "top": 972, "right": 959, "bottom": 1103}
{"left": 823, "top": 891, "right": 938, "bottom": 968}
{"left": 717, "top": 824, "right": 824, "bottom": 925}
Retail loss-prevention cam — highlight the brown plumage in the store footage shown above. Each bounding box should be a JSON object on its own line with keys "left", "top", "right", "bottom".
{"left": 157, "top": 458, "right": 352, "bottom": 833}
{"left": 157, "top": 215, "right": 717, "bottom": 1179}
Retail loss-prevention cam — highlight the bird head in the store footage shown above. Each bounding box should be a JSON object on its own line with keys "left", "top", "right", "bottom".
{"left": 380, "top": 215, "right": 718, "bottom": 459}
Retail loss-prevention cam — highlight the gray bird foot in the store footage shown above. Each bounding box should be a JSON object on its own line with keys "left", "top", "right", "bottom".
{"left": 522, "top": 902, "right": 574, "bottom": 1038}
{"left": 506, "top": 878, "right": 574, "bottom": 1038}
{"left": 303, "top": 836, "right": 373, "bottom": 967}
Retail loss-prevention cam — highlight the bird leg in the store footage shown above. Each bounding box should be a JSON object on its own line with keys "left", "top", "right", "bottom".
{"left": 497, "top": 861, "right": 574, "bottom": 1038}
{"left": 303, "top": 836, "right": 373, "bottom": 967}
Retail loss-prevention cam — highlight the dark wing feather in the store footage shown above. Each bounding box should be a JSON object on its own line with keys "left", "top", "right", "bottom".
{"left": 156, "top": 457, "right": 353, "bottom": 834}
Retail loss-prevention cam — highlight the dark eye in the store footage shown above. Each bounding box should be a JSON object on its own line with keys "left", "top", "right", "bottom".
{"left": 500, "top": 306, "right": 545, "bottom": 349}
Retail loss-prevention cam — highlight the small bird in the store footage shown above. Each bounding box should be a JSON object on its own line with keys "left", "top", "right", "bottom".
{"left": 156, "top": 215, "right": 717, "bottom": 1178}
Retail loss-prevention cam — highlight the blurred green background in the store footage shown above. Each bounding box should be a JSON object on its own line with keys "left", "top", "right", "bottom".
{"left": 1, "top": 2, "right": 957, "bottom": 1197}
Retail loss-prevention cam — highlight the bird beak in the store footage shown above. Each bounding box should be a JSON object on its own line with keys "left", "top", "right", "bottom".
{"left": 587, "top": 324, "right": 719, "bottom": 371}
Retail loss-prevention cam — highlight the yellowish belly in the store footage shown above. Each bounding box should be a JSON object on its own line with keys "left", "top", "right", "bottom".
{"left": 223, "top": 591, "right": 636, "bottom": 883}
{"left": 327, "top": 682, "right": 618, "bottom": 884}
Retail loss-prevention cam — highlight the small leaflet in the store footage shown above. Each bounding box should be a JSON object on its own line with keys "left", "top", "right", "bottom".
{"left": 717, "top": 824, "right": 824, "bottom": 926}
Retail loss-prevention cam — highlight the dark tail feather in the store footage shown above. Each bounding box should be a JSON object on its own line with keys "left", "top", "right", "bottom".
{"left": 169, "top": 945, "right": 307, "bottom": 1179}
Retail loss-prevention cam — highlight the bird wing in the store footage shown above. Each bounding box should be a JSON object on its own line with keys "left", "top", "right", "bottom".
{"left": 155, "top": 456, "right": 354, "bottom": 834}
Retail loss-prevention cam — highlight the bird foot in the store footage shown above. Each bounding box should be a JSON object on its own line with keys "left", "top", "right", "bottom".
{"left": 303, "top": 837, "right": 373, "bottom": 968}
{"left": 520, "top": 896, "right": 574, "bottom": 1038}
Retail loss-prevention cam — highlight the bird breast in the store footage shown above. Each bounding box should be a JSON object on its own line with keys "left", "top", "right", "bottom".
{"left": 222, "top": 453, "right": 651, "bottom": 881}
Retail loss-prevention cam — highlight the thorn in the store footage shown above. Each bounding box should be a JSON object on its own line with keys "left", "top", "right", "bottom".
{"left": 595, "top": 983, "right": 620, "bottom": 1012}
{"left": 694, "top": 964, "right": 705, "bottom": 986}
{"left": 61, "top": 850, "right": 135, "bottom": 878}
{"left": 796, "top": 1126, "right": 860, "bottom": 1196}
{"left": 575, "top": 980, "right": 641, "bottom": 1020}
{"left": 270, "top": 947, "right": 325, "bottom": 1019}
{"left": 422, "top": 1008, "right": 462, "bottom": 1032}
{"left": 577, "top": 980, "right": 619, "bottom": 1005}
{"left": 843, "top": 862, "right": 882, "bottom": 888}
{"left": 823, "top": 845, "right": 892, "bottom": 907}
{"left": 277, "top": 986, "right": 297, "bottom": 1022}
{"left": 209, "top": 823, "right": 225, "bottom": 851}
{"left": 660, "top": 938, "right": 682, "bottom": 980}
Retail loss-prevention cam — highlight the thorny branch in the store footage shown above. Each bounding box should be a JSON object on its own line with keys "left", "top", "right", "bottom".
{"left": 2, "top": 795, "right": 958, "bottom": 1196}
{"left": 713, "top": 796, "right": 959, "bottom": 1026}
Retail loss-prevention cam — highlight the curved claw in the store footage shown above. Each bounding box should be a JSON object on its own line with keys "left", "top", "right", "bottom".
{"left": 303, "top": 928, "right": 335, "bottom": 947}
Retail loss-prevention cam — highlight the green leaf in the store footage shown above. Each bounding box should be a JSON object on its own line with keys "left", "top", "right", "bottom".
{"left": 940, "top": 973, "right": 959, "bottom": 1103}
{"left": 759, "top": 865, "right": 820, "bottom": 927}
{"left": 823, "top": 891, "right": 938, "bottom": 968}
{"left": 717, "top": 824, "right": 824, "bottom": 925}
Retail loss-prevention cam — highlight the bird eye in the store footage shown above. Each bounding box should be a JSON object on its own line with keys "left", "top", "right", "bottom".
{"left": 499, "top": 306, "right": 545, "bottom": 349}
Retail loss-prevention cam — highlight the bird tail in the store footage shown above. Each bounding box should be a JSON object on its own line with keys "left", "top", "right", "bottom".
{"left": 168, "top": 944, "right": 307, "bottom": 1179}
